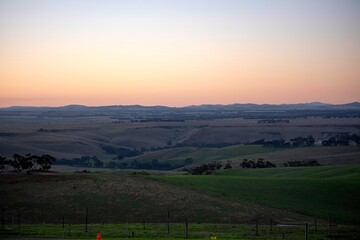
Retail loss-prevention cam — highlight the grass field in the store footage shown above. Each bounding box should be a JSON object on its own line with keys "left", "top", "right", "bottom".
{"left": 128, "top": 145, "right": 281, "bottom": 166}
{"left": 0, "top": 171, "right": 316, "bottom": 225}
{"left": 1, "top": 223, "right": 360, "bottom": 240}
{"left": 1, "top": 166, "right": 359, "bottom": 226}
{"left": 157, "top": 165, "right": 360, "bottom": 225}
{"left": 1, "top": 165, "right": 360, "bottom": 239}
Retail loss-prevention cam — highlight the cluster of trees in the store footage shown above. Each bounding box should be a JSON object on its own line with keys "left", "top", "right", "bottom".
{"left": 283, "top": 160, "right": 321, "bottom": 167}
{"left": 106, "top": 158, "right": 193, "bottom": 170}
{"left": 240, "top": 158, "right": 276, "bottom": 168}
{"left": 290, "top": 135, "right": 315, "bottom": 147}
{"left": 55, "top": 156, "right": 103, "bottom": 168}
{"left": 322, "top": 133, "right": 360, "bottom": 146}
{"left": 175, "top": 142, "right": 241, "bottom": 148}
{"left": 189, "top": 160, "right": 232, "bottom": 175}
{"left": 106, "top": 159, "right": 172, "bottom": 170}
{"left": 0, "top": 153, "right": 56, "bottom": 172}
{"left": 101, "top": 146, "right": 144, "bottom": 159}
{"left": 250, "top": 135, "right": 315, "bottom": 148}
{"left": 55, "top": 155, "right": 194, "bottom": 170}
{"left": 258, "top": 119, "right": 290, "bottom": 124}
{"left": 128, "top": 159, "right": 176, "bottom": 170}
{"left": 250, "top": 139, "right": 291, "bottom": 148}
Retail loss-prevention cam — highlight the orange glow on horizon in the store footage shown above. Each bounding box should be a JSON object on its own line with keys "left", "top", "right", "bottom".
{"left": 1, "top": 0, "right": 359, "bottom": 107}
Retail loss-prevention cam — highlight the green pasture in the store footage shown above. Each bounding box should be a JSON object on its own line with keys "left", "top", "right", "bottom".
{"left": 157, "top": 165, "right": 360, "bottom": 225}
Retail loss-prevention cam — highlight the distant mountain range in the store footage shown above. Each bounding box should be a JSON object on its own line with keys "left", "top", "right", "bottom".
{"left": 1, "top": 102, "right": 360, "bottom": 112}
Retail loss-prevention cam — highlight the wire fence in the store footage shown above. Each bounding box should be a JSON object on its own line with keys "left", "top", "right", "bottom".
{"left": 0, "top": 207, "right": 341, "bottom": 239}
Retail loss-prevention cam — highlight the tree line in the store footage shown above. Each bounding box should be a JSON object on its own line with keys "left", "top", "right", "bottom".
{"left": 189, "top": 160, "right": 232, "bottom": 175}
{"left": 321, "top": 133, "right": 360, "bottom": 146}
{"left": 249, "top": 133, "right": 360, "bottom": 148}
{"left": 249, "top": 135, "right": 315, "bottom": 148}
{"left": 101, "top": 146, "right": 144, "bottom": 159}
{"left": 55, "top": 156, "right": 103, "bottom": 168}
{"left": 239, "top": 158, "right": 276, "bottom": 168}
{"left": 56, "top": 156, "right": 194, "bottom": 170}
{"left": 0, "top": 153, "right": 56, "bottom": 172}
{"left": 284, "top": 160, "right": 321, "bottom": 167}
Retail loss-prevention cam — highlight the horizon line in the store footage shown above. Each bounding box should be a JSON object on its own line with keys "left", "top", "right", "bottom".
{"left": 1, "top": 101, "right": 360, "bottom": 109}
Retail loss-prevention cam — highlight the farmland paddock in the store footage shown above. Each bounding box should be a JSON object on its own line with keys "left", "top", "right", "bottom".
{"left": 0, "top": 220, "right": 358, "bottom": 239}
{"left": 1, "top": 206, "right": 358, "bottom": 240}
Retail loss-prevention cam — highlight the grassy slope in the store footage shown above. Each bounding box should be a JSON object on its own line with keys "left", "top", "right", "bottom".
{"left": 121, "top": 145, "right": 360, "bottom": 169}
{"left": 0, "top": 171, "right": 314, "bottom": 225}
{"left": 127, "top": 145, "right": 281, "bottom": 165}
{"left": 157, "top": 165, "right": 360, "bottom": 225}
{"left": 240, "top": 146, "right": 360, "bottom": 166}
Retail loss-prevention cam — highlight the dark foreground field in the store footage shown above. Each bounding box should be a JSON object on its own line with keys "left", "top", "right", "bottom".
{"left": 1, "top": 165, "right": 360, "bottom": 239}
{"left": 2, "top": 223, "right": 360, "bottom": 240}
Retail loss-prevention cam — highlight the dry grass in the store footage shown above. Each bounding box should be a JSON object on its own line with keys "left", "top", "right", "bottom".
{"left": 0, "top": 171, "right": 316, "bottom": 224}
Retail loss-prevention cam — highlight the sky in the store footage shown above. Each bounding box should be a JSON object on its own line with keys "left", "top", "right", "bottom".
{"left": 0, "top": 0, "right": 359, "bottom": 107}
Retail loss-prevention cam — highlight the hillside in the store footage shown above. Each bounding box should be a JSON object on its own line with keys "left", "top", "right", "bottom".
{"left": 126, "top": 145, "right": 281, "bottom": 167}
{"left": 157, "top": 165, "right": 360, "bottom": 225}
{"left": 0, "top": 171, "right": 320, "bottom": 225}
{"left": 1, "top": 116, "right": 359, "bottom": 162}
{"left": 126, "top": 145, "right": 360, "bottom": 169}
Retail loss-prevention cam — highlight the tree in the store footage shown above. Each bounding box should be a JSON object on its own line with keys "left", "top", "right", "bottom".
{"left": 224, "top": 160, "right": 232, "bottom": 169}
{"left": 307, "top": 135, "right": 315, "bottom": 146}
{"left": 240, "top": 158, "right": 276, "bottom": 168}
{"left": 3, "top": 153, "right": 56, "bottom": 172}
{"left": 92, "top": 156, "right": 104, "bottom": 168}
{"left": 13, "top": 154, "right": 32, "bottom": 171}
{"left": 215, "top": 161, "right": 222, "bottom": 170}
{"left": 36, "top": 154, "right": 56, "bottom": 170}
{"left": 240, "top": 159, "right": 248, "bottom": 168}
{"left": 0, "top": 156, "right": 9, "bottom": 172}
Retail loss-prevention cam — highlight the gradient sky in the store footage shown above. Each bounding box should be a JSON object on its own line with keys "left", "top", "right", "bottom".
{"left": 0, "top": 0, "right": 359, "bottom": 107}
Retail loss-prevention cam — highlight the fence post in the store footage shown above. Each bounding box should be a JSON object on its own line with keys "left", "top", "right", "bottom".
{"left": 1, "top": 206, "right": 4, "bottom": 231}
{"left": 305, "top": 223, "right": 308, "bottom": 240}
{"left": 143, "top": 218, "right": 145, "bottom": 230}
{"left": 62, "top": 216, "right": 65, "bottom": 229}
{"left": 68, "top": 222, "right": 71, "bottom": 236}
{"left": 185, "top": 218, "right": 189, "bottom": 238}
{"left": 328, "top": 214, "right": 331, "bottom": 234}
{"left": 167, "top": 210, "right": 170, "bottom": 234}
{"left": 269, "top": 217, "right": 273, "bottom": 232}
{"left": 85, "top": 207, "right": 88, "bottom": 232}
{"left": 255, "top": 213, "right": 259, "bottom": 236}
{"left": 18, "top": 212, "right": 20, "bottom": 229}
{"left": 314, "top": 219, "right": 317, "bottom": 232}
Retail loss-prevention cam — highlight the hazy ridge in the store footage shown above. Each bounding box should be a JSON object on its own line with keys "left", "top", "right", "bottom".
{"left": 1, "top": 102, "right": 360, "bottom": 112}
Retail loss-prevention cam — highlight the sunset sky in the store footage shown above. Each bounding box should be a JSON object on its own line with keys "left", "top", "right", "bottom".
{"left": 0, "top": 0, "right": 359, "bottom": 107}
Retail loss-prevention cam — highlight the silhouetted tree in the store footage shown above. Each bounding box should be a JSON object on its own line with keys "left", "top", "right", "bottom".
{"left": 0, "top": 156, "right": 9, "bottom": 172}
{"left": 284, "top": 160, "right": 321, "bottom": 167}
{"left": 36, "top": 154, "right": 56, "bottom": 170}
{"left": 224, "top": 160, "right": 232, "bottom": 169}
{"left": 240, "top": 158, "right": 276, "bottom": 168}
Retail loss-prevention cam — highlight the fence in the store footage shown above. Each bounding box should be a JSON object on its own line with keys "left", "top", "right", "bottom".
{"left": 0, "top": 207, "right": 341, "bottom": 239}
